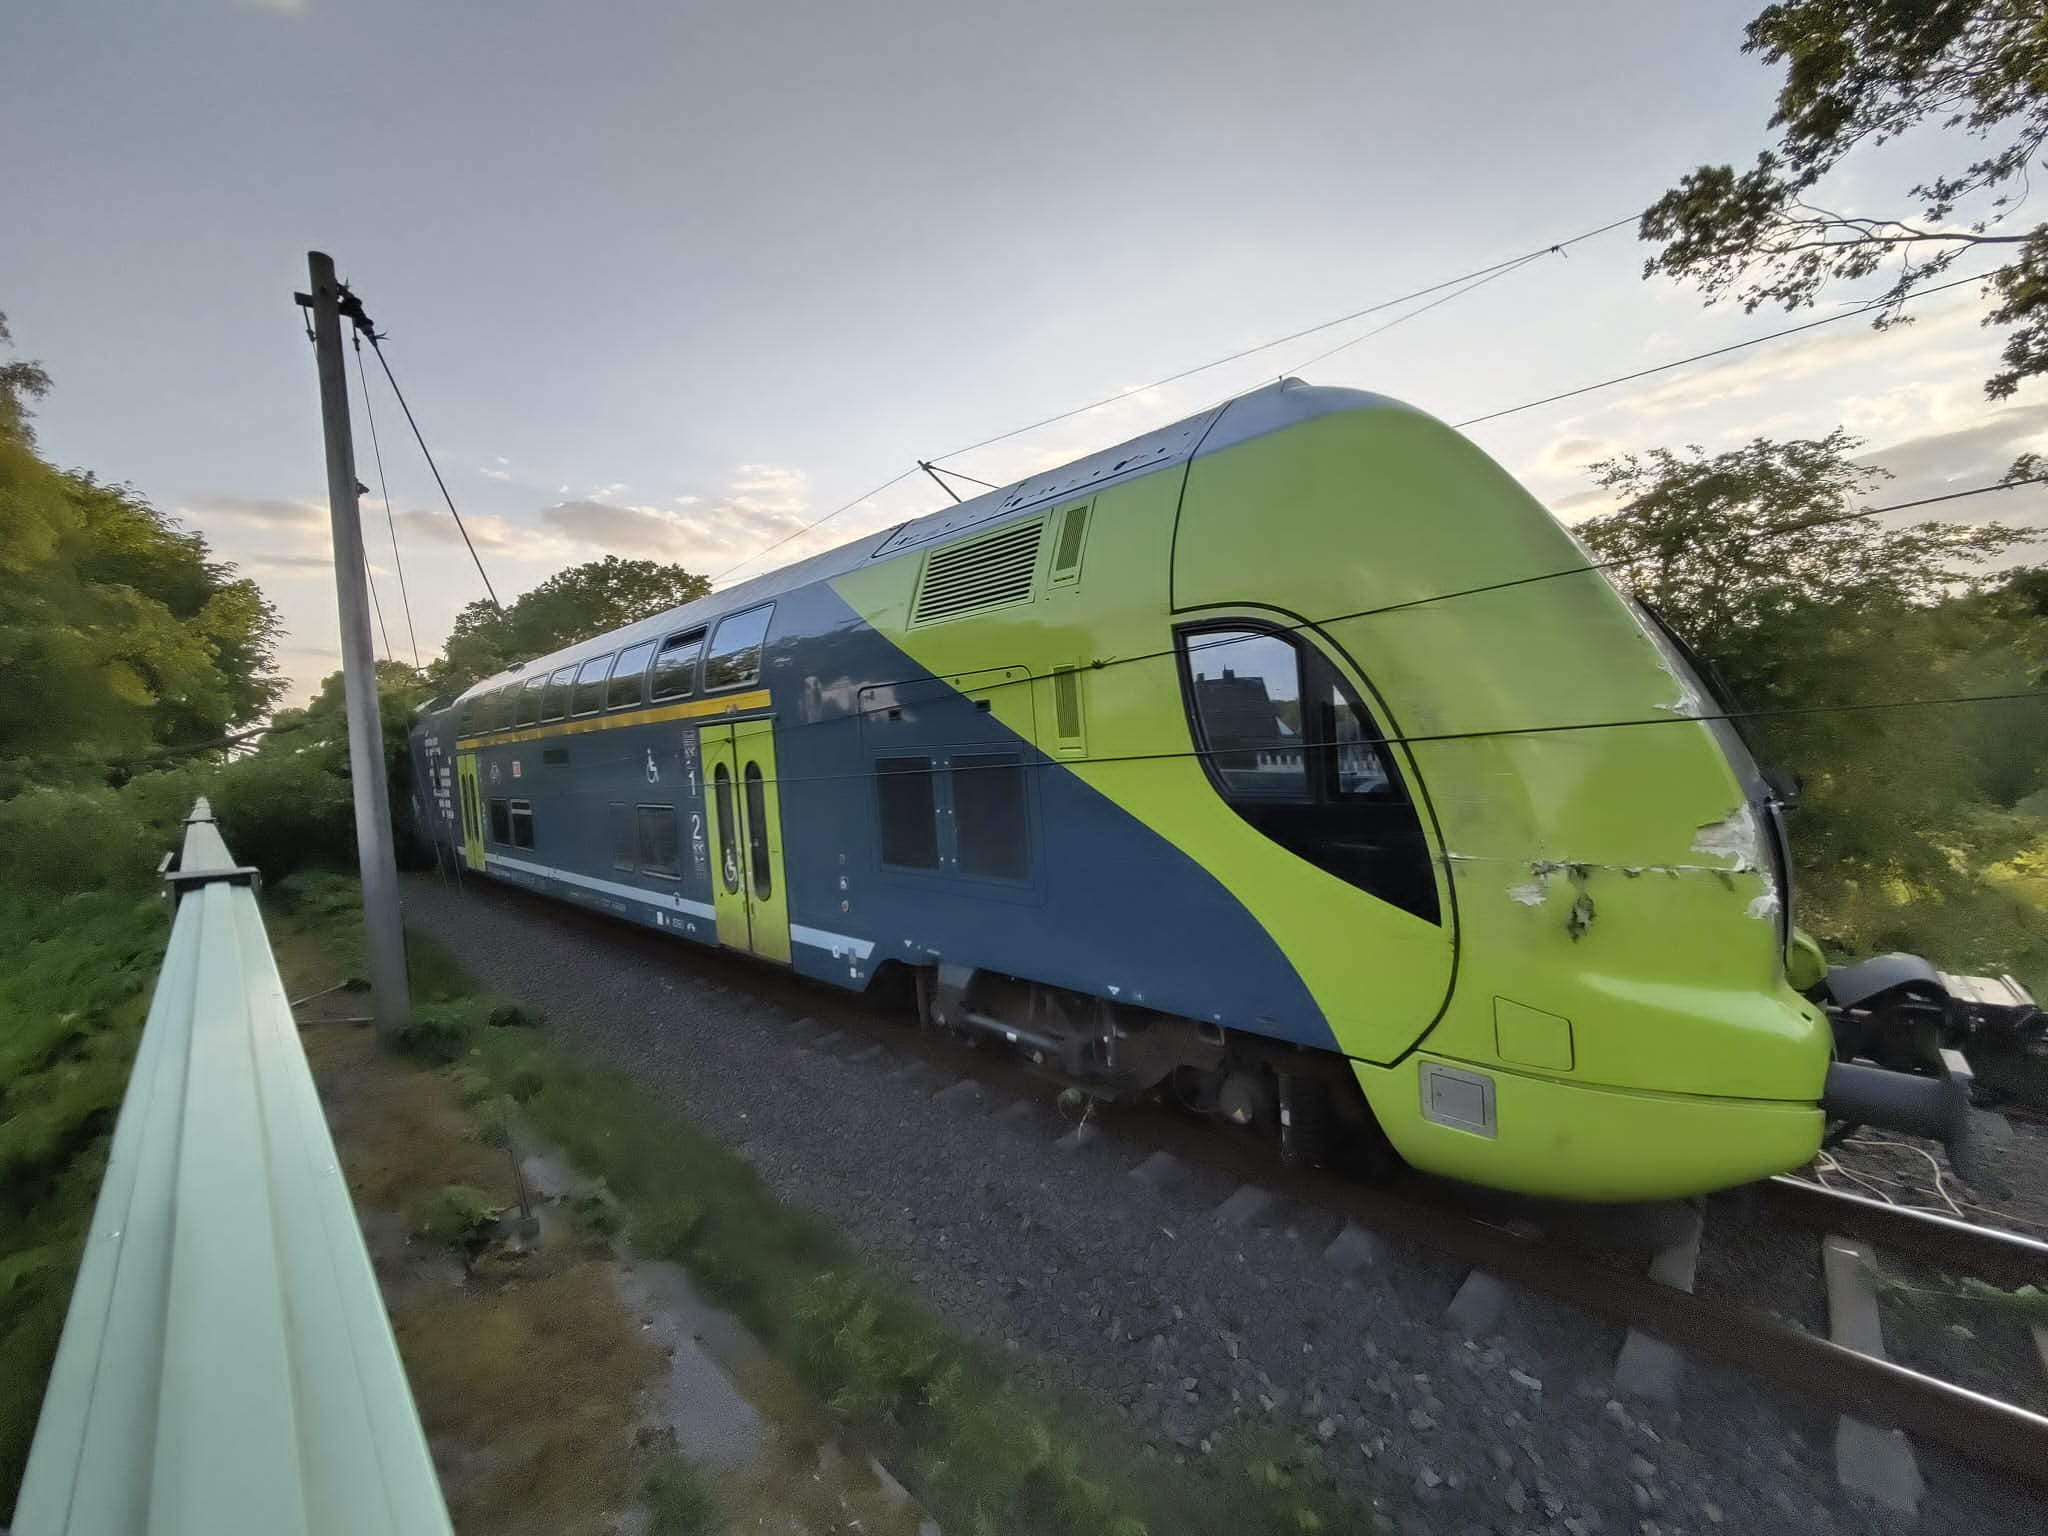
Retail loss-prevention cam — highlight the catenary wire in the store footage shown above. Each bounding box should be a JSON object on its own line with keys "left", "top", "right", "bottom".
{"left": 709, "top": 466, "right": 923, "bottom": 585}
{"left": 462, "top": 684, "right": 2048, "bottom": 797}
{"left": 1279, "top": 251, "right": 1551, "bottom": 376}
{"left": 924, "top": 213, "right": 1639, "bottom": 465}
{"left": 1451, "top": 269, "right": 1992, "bottom": 430}
{"left": 363, "top": 549, "right": 394, "bottom": 662}
{"left": 712, "top": 226, "right": 1618, "bottom": 583}
{"left": 353, "top": 335, "right": 424, "bottom": 670}
{"left": 360, "top": 331, "right": 503, "bottom": 611}
{"left": 596, "top": 471, "right": 2046, "bottom": 736}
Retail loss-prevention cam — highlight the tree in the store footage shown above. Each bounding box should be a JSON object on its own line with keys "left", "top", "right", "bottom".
{"left": 431, "top": 555, "right": 710, "bottom": 691}
{"left": 1577, "top": 428, "right": 2044, "bottom": 938}
{"left": 0, "top": 320, "right": 286, "bottom": 785}
{"left": 1577, "top": 430, "right": 2027, "bottom": 687}
{"left": 1641, "top": 1, "right": 2048, "bottom": 398}
{"left": 0, "top": 311, "right": 50, "bottom": 445}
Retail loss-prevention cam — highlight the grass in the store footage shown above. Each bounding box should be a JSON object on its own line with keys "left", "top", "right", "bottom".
{"left": 0, "top": 887, "right": 167, "bottom": 1519}
{"left": 274, "top": 870, "right": 1385, "bottom": 1536}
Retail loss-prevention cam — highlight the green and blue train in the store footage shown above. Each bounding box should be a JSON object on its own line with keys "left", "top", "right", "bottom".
{"left": 409, "top": 380, "right": 2002, "bottom": 1201}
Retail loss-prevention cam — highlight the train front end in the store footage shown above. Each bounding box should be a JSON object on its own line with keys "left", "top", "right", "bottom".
{"left": 1175, "top": 382, "right": 2014, "bottom": 1199}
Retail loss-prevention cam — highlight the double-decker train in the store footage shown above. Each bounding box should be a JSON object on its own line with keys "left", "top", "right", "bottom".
{"left": 409, "top": 379, "right": 2008, "bottom": 1200}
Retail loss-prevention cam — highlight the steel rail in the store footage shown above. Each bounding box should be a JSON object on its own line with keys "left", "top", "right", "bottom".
{"left": 1271, "top": 1165, "right": 2048, "bottom": 1490}
{"left": 1758, "top": 1173, "right": 2048, "bottom": 1289}
{"left": 13, "top": 800, "right": 451, "bottom": 1536}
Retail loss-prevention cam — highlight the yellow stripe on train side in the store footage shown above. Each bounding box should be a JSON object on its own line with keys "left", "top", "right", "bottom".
{"left": 454, "top": 689, "right": 773, "bottom": 751}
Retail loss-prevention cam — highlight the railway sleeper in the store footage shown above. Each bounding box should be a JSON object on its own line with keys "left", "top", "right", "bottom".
{"left": 916, "top": 961, "right": 1397, "bottom": 1177}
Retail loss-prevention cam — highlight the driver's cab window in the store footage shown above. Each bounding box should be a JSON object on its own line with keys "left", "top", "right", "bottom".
{"left": 1179, "top": 623, "right": 1433, "bottom": 922}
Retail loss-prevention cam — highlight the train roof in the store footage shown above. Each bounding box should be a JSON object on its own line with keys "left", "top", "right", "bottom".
{"left": 448, "top": 377, "right": 1410, "bottom": 708}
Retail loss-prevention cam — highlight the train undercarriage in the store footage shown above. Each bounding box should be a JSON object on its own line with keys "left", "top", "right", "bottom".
{"left": 913, "top": 954, "right": 2044, "bottom": 1192}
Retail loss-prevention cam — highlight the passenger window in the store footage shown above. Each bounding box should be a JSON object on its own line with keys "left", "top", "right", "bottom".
{"left": 541, "top": 665, "right": 577, "bottom": 722}
{"left": 743, "top": 764, "right": 772, "bottom": 898}
{"left": 495, "top": 684, "right": 520, "bottom": 731}
{"left": 509, "top": 799, "right": 535, "bottom": 849}
{"left": 1177, "top": 624, "right": 1438, "bottom": 924}
{"left": 953, "top": 753, "right": 1029, "bottom": 880}
{"left": 572, "top": 654, "right": 613, "bottom": 716}
{"left": 608, "top": 803, "right": 634, "bottom": 872}
{"left": 608, "top": 640, "right": 656, "bottom": 709}
{"left": 1184, "top": 630, "right": 1308, "bottom": 800}
{"left": 704, "top": 605, "right": 772, "bottom": 691}
{"left": 652, "top": 630, "right": 704, "bottom": 702}
{"left": 516, "top": 677, "right": 545, "bottom": 726}
{"left": 489, "top": 798, "right": 511, "bottom": 844}
{"left": 712, "top": 764, "right": 739, "bottom": 892}
{"left": 876, "top": 757, "right": 939, "bottom": 869}
{"left": 638, "top": 805, "right": 681, "bottom": 878}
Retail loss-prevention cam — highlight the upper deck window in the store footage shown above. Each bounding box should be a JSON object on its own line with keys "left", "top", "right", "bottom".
{"left": 516, "top": 677, "right": 545, "bottom": 727}
{"left": 541, "top": 665, "right": 577, "bottom": 722}
{"left": 571, "top": 654, "right": 612, "bottom": 716}
{"left": 494, "top": 684, "right": 520, "bottom": 731}
{"left": 1180, "top": 624, "right": 1435, "bottom": 923}
{"left": 704, "top": 605, "right": 772, "bottom": 691}
{"left": 652, "top": 630, "right": 705, "bottom": 701}
{"left": 608, "top": 640, "right": 656, "bottom": 709}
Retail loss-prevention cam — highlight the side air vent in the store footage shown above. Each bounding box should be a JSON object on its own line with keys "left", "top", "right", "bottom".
{"left": 1050, "top": 666, "right": 1085, "bottom": 755}
{"left": 1049, "top": 500, "right": 1090, "bottom": 586}
{"left": 910, "top": 518, "right": 1044, "bottom": 628}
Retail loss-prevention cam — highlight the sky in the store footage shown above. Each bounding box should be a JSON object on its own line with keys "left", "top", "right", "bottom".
{"left": 5, "top": 0, "right": 2046, "bottom": 706}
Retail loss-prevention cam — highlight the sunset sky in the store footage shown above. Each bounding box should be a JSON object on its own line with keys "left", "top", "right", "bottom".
{"left": 7, "top": 0, "right": 2045, "bottom": 702}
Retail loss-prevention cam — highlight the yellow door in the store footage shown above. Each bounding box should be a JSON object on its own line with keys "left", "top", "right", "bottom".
{"left": 701, "top": 721, "right": 791, "bottom": 963}
{"left": 456, "top": 754, "right": 486, "bottom": 870}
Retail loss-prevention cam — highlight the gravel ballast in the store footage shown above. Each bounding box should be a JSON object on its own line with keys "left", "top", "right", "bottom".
{"left": 402, "top": 875, "right": 2047, "bottom": 1536}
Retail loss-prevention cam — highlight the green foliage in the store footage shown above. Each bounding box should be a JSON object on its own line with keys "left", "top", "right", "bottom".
{"left": 0, "top": 886, "right": 167, "bottom": 1519}
{"left": 1641, "top": 0, "right": 2048, "bottom": 400}
{"left": 397, "top": 1002, "right": 487, "bottom": 1066}
{"left": 1579, "top": 430, "right": 2048, "bottom": 988}
{"left": 0, "top": 326, "right": 286, "bottom": 784}
{"left": 1868, "top": 1262, "right": 2048, "bottom": 1324}
{"left": 643, "top": 1454, "right": 725, "bottom": 1536}
{"left": 431, "top": 556, "right": 710, "bottom": 693}
{"left": 0, "top": 311, "right": 51, "bottom": 447}
{"left": 405, "top": 1184, "right": 503, "bottom": 1246}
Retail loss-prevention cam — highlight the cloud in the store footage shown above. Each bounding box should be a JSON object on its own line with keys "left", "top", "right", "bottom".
{"left": 479, "top": 466, "right": 512, "bottom": 481}
{"left": 537, "top": 463, "right": 820, "bottom": 571}
{"left": 180, "top": 495, "right": 326, "bottom": 531}
{"left": 237, "top": 0, "right": 304, "bottom": 11}
{"left": 391, "top": 507, "right": 572, "bottom": 561}
{"left": 1860, "top": 402, "right": 2048, "bottom": 519}
{"left": 244, "top": 552, "right": 338, "bottom": 574}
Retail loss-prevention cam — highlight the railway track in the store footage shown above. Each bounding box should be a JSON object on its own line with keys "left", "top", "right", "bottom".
{"left": 413, "top": 873, "right": 2048, "bottom": 1510}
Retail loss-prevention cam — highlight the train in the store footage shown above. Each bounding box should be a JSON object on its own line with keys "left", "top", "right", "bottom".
{"left": 408, "top": 379, "right": 2022, "bottom": 1202}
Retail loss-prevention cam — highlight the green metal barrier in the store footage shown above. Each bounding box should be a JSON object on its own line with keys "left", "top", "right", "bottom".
{"left": 13, "top": 800, "right": 451, "bottom": 1536}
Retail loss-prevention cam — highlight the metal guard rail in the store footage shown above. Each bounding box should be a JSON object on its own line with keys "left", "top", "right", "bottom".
{"left": 14, "top": 799, "right": 451, "bottom": 1535}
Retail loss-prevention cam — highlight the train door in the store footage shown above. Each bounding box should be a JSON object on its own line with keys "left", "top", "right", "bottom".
{"left": 701, "top": 720, "right": 791, "bottom": 964}
{"left": 456, "top": 754, "right": 486, "bottom": 870}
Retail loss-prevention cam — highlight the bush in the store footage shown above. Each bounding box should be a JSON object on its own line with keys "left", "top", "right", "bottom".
{"left": 396, "top": 1003, "right": 483, "bottom": 1066}
{"left": 405, "top": 1184, "right": 502, "bottom": 1247}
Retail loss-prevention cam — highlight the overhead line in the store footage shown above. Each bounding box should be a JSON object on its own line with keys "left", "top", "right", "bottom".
{"left": 716, "top": 216, "right": 1637, "bottom": 586}
{"left": 359, "top": 332, "right": 503, "bottom": 612}
{"left": 928, "top": 213, "right": 1639, "bottom": 464}
{"left": 680, "top": 472, "right": 2048, "bottom": 737}
{"left": 1280, "top": 250, "right": 1551, "bottom": 376}
{"left": 1451, "top": 270, "right": 1992, "bottom": 430}
{"left": 353, "top": 336, "right": 424, "bottom": 670}
{"left": 709, "top": 466, "right": 922, "bottom": 585}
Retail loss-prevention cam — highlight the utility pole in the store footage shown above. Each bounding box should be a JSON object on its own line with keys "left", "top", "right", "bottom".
{"left": 303, "top": 251, "right": 411, "bottom": 1036}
